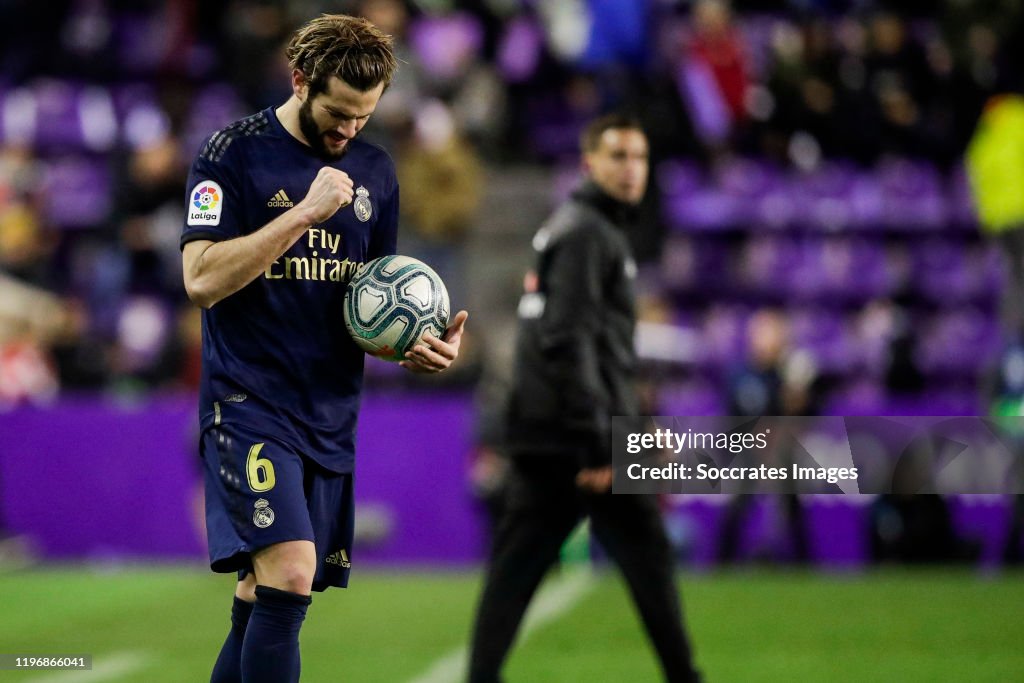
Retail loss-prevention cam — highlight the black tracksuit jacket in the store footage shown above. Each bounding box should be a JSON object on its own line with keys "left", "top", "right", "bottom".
{"left": 504, "top": 180, "right": 640, "bottom": 469}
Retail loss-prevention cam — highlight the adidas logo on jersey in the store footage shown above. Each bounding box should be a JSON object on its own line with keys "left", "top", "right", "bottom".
{"left": 267, "top": 189, "right": 294, "bottom": 208}
{"left": 325, "top": 549, "right": 351, "bottom": 568}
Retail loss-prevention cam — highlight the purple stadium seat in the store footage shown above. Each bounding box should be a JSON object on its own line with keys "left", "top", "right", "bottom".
{"left": 844, "top": 240, "right": 894, "bottom": 300}
{"left": 663, "top": 236, "right": 732, "bottom": 295}
{"left": 752, "top": 170, "right": 797, "bottom": 230}
{"left": 5, "top": 80, "right": 118, "bottom": 153}
{"left": 716, "top": 158, "right": 783, "bottom": 226}
{"left": 698, "top": 305, "right": 750, "bottom": 373}
{"left": 788, "top": 308, "right": 860, "bottom": 374}
{"left": 661, "top": 160, "right": 764, "bottom": 232}
{"left": 781, "top": 239, "right": 829, "bottom": 301}
{"left": 788, "top": 239, "right": 892, "bottom": 303}
{"left": 737, "top": 235, "right": 799, "bottom": 296}
{"left": 916, "top": 309, "right": 1001, "bottom": 376}
{"left": 914, "top": 241, "right": 992, "bottom": 305}
{"left": 42, "top": 156, "right": 111, "bottom": 229}
{"left": 29, "top": 81, "right": 81, "bottom": 151}
{"left": 664, "top": 183, "right": 742, "bottom": 232}
{"left": 877, "top": 158, "right": 947, "bottom": 230}
{"left": 790, "top": 162, "right": 873, "bottom": 232}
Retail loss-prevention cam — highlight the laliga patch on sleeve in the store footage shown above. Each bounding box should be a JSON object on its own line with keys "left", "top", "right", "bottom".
{"left": 187, "top": 180, "right": 224, "bottom": 226}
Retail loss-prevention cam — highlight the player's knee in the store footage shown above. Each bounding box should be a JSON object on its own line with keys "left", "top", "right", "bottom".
{"left": 258, "top": 559, "right": 314, "bottom": 594}
{"left": 253, "top": 543, "right": 316, "bottom": 595}
{"left": 274, "top": 561, "right": 315, "bottom": 595}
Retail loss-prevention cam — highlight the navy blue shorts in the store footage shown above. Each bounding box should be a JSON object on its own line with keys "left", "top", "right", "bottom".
{"left": 201, "top": 423, "right": 354, "bottom": 591}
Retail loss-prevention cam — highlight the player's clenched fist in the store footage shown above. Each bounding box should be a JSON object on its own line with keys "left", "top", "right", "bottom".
{"left": 298, "top": 167, "right": 354, "bottom": 223}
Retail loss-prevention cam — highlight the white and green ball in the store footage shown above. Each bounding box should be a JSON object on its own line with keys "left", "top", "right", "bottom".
{"left": 344, "top": 255, "right": 450, "bottom": 362}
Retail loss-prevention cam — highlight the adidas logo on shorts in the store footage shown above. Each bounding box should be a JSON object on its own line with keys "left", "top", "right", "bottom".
{"left": 325, "top": 549, "right": 351, "bottom": 568}
{"left": 267, "top": 189, "right": 294, "bottom": 208}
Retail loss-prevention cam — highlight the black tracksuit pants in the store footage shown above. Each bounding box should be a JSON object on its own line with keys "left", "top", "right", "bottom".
{"left": 467, "top": 459, "right": 702, "bottom": 683}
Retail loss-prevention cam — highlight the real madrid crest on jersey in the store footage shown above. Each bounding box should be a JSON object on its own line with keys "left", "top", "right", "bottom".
{"left": 353, "top": 186, "right": 372, "bottom": 222}
{"left": 253, "top": 498, "right": 275, "bottom": 528}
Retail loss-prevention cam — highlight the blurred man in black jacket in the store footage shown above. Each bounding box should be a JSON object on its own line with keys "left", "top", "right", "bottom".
{"left": 466, "top": 114, "right": 702, "bottom": 683}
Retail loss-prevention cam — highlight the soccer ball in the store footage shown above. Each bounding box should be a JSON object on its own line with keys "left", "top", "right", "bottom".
{"left": 344, "top": 255, "right": 450, "bottom": 362}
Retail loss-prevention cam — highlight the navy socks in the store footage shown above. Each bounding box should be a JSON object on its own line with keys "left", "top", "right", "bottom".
{"left": 210, "top": 596, "right": 255, "bottom": 683}
{"left": 239, "top": 586, "right": 312, "bottom": 683}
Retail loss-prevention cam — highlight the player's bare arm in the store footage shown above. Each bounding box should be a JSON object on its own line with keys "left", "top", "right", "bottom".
{"left": 183, "top": 167, "right": 354, "bottom": 308}
{"left": 400, "top": 309, "right": 469, "bottom": 373}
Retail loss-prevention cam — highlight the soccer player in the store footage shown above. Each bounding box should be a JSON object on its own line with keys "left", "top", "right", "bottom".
{"left": 466, "top": 114, "right": 702, "bottom": 683}
{"left": 180, "top": 15, "right": 468, "bottom": 683}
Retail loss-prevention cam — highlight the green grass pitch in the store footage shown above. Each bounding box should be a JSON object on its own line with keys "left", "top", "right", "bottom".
{"left": 0, "top": 566, "right": 1022, "bottom": 681}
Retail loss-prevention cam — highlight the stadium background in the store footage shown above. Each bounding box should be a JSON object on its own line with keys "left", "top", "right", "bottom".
{"left": 1, "top": 0, "right": 1022, "bottom": 681}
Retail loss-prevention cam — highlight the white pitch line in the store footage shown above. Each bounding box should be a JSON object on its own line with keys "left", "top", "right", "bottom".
{"left": 22, "top": 652, "right": 150, "bottom": 683}
{"left": 405, "top": 567, "right": 595, "bottom": 683}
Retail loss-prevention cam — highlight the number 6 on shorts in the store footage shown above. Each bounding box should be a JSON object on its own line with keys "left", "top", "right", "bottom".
{"left": 246, "top": 443, "right": 276, "bottom": 492}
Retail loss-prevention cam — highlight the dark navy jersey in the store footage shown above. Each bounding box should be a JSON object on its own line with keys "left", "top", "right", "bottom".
{"left": 181, "top": 107, "right": 398, "bottom": 473}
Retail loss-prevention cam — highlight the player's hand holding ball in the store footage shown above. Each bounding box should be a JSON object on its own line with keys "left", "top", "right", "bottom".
{"left": 403, "top": 309, "right": 468, "bottom": 374}
{"left": 298, "top": 167, "right": 354, "bottom": 224}
{"left": 344, "top": 255, "right": 468, "bottom": 374}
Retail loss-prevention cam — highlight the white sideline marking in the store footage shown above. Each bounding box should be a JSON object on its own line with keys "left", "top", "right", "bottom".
{"left": 405, "top": 568, "right": 595, "bottom": 683}
{"left": 22, "top": 652, "right": 150, "bottom": 683}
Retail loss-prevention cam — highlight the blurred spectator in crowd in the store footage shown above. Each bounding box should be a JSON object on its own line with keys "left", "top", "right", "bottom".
{"left": 680, "top": 0, "right": 752, "bottom": 152}
{"left": 759, "top": 18, "right": 863, "bottom": 163}
{"left": 690, "top": 0, "right": 749, "bottom": 123}
{"left": 719, "top": 309, "right": 817, "bottom": 564}
{"left": 357, "top": 0, "right": 418, "bottom": 150}
{"left": 862, "top": 12, "right": 936, "bottom": 160}
{"left": 857, "top": 297, "right": 925, "bottom": 397}
{"left": 397, "top": 99, "right": 483, "bottom": 303}
{"left": 116, "top": 131, "right": 188, "bottom": 296}
{"left": 728, "top": 309, "right": 818, "bottom": 417}
{"left": 0, "top": 145, "right": 77, "bottom": 405}
{"left": 0, "top": 273, "right": 67, "bottom": 406}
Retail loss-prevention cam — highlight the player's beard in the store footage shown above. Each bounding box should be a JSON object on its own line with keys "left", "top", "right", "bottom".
{"left": 298, "top": 98, "right": 350, "bottom": 160}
